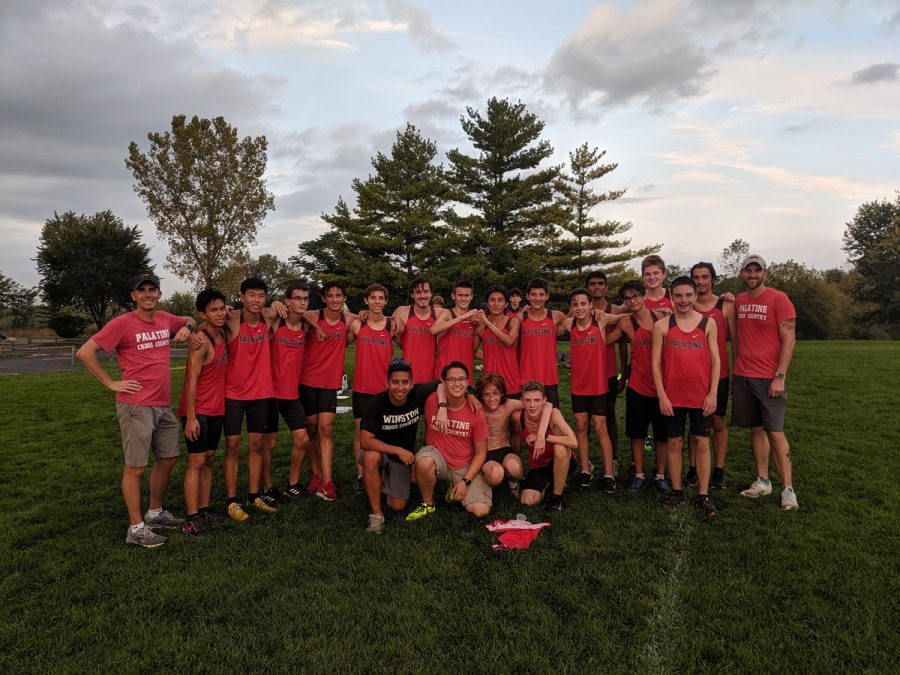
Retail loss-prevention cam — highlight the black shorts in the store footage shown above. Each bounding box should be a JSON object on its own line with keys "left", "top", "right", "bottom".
{"left": 352, "top": 391, "right": 377, "bottom": 419}
{"left": 606, "top": 376, "right": 619, "bottom": 417}
{"left": 544, "top": 384, "right": 560, "bottom": 409}
{"left": 521, "top": 456, "right": 577, "bottom": 494}
{"left": 266, "top": 397, "right": 308, "bottom": 432}
{"left": 664, "top": 407, "right": 713, "bottom": 438}
{"left": 714, "top": 377, "right": 730, "bottom": 418}
{"left": 571, "top": 393, "right": 608, "bottom": 416}
{"left": 731, "top": 375, "right": 786, "bottom": 432}
{"left": 625, "top": 388, "right": 668, "bottom": 442}
{"left": 224, "top": 398, "right": 269, "bottom": 436}
{"left": 485, "top": 446, "right": 517, "bottom": 465}
{"left": 300, "top": 385, "right": 338, "bottom": 417}
{"left": 181, "top": 414, "right": 223, "bottom": 454}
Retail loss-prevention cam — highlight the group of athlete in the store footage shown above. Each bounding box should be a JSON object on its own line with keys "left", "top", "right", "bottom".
{"left": 78, "top": 252, "right": 798, "bottom": 547}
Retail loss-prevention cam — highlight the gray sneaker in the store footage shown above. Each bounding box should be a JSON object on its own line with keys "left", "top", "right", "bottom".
{"left": 125, "top": 526, "right": 167, "bottom": 548}
{"left": 740, "top": 478, "right": 773, "bottom": 498}
{"left": 143, "top": 509, "right": 185, "bottom": 528}
{"left": 781, "top": 487, "right": 799, "bottom": 511}
{"left": 366, "top": 513, "right": 385, "bottom": 534}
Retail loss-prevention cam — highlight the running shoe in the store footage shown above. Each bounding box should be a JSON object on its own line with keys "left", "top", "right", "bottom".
{"left": 143, "top": 509, "right": 184, "bottom": 528}
{"left": 781, "top": 487, "right": 799, "bottom": 511}
{"left": 547, "top": 493, "right": 565, "bottom": 511}
{"left": 663, "top": 490, "right": 685, "bottom": 508}
{"left": 710, "top": 468, "right": 726, "bottom": 490}
{"left": 251, "top": 496, "right": 277, "bottom": 513}
{"left": 366, "top": 513, "right": 385, "bottom": 534}
{"left": 266, "top": 486, "right": 290, "bottom": 504}
{"left": 740, "top": 477, "right": 773, "bottom": 498}
{"left": 227, "top": 502, "right": 250, "bottom": 522}
{"left": 285, "top": 482, "right": 306, "bottom": 498}
{"left": 260, "top": 491, "right": 279, "bottom": 508}
{"left": 655, "top": 476, "right": 673, "bottom": 495}
{"left": 696, "top": 495, "right": 718, "bottom": 518}
{"left": 578, "top": 471, "right": 594, "bottom": 488}
{"left": 125, "top": 526, "right": 167, "bottom": 548}
{"left": 182, "top": 516, "right": 208, "bottom": 537}
{"left": 508, "top": 481, "right": 521, "bottom": 500}
{"left": 627, "top": 475, "right": 646, "bottom": 492}
{"left": 201, "top": 508, "right": 226, "bottom": 523}
{"left": 316, "top": 480, "right": 338, "bottom": 502}
{"left": 405, "top": 503, "right": 435, "bottom": 521}
{"left": 599, "top": 476, "right": 616, "bottom": 494}
{"left": 306, "top": 475, "right": 323, "bottom": 496}
{"left": 684, "top": 466, "right": 698, "bottom": 488}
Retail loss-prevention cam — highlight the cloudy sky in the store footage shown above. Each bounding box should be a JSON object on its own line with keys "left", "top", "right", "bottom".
{"left": 2, "top": 0, "right": 898, "bottom": 293}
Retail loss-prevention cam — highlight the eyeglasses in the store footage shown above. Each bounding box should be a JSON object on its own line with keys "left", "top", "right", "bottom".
{"left": 443, "top": 376, "right": 468, "bottom": 384}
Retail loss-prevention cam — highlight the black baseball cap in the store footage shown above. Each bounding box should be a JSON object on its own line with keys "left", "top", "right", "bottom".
{"left": 132, "top": 273, "right": 161, "bottom": 290}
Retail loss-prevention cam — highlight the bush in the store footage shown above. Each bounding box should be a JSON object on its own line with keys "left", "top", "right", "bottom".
{"left": 48, "top": 311, "right": 89, "bottom": 338}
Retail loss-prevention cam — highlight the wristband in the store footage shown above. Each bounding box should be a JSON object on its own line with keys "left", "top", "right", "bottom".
{"left": 438, "top": 402, "right": 448, "bottom": 408}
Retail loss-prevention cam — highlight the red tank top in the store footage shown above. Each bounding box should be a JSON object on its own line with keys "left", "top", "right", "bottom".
{"left": 662, "top": 315, "right": 711, "bottom": 408}
{"left": 402, "top": 307, "right": 436, "bottom": 384}
{"left": 270, "top": 319, "right": 306, "bottom": 399}
{"left": 644, "top": 288, "right": 673, "bottom": 312}
{"left": 627, "top": 311, "right": 660, "bottom": 398}
{"left": 602, "top": 301, "right": 618, "bottom": 380}
{"left": 696, "top": 297, "right": 729, "bottom": 378}
{"left": 520, "top": 409, "right": 557, "bottom": 469}
{"left": 301, "top": 310, "right": 348, "bottom": 390}
{"left": 179, "top": 330, "right": 227, "bottom": 416}
{"left": 353, "top": 318, "right": 393, "bottom": 394}
{"left": 569, "top": 320, "right": 609, "bottom": 396}
{"left": 519, "top": 312, "right": 558, "bottom": 386}
{"left": 226, "top": 315, "right": 274, "bottom": 400}
{"left": 481, "top": 318, "right": 521, "bottom": 395}
{"left": 434, "top": 309, "right": 476, "bottom": 379}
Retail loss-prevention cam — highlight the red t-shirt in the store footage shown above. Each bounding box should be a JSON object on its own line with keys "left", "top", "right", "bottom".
{"left": 226, "top": 315, "right": 274, "bottom": 400}
{"left": 402, "top": 307, "right": 437, "bottom": 384}
{"left": 178, "top": 332, "right": 227, "bottom": 416}
{"left": 434, "top": 310, "right": 476, "bottom": 379}
{"left": 270, "top": 319, "right": 306, "bottom": 399}
{"left": 662, "top": 315, "right": 712, "bottom": 409}
{"left": 92, "top": 310, "right": 186, "bottom": 406}
{"left": 519, "top": 311, "right": 558, "bottom": 386}
{"left": 734, "top": 288, "right": 795, "bottom": 378}
{"left": 424, "top": 393, "right": 488, "bottom": 470}
{"left": 569, "top": 320, "right": 608, "bottom": 396}
{"left": 481, "top": 318, "right": 521, "bottom": 395}
{"left": 627, "top": 312, "right": 660, "bottom": 398}
{"left": 301, "top": 310, "right": 348, "bottom": 390}
{"left": 696, "top": 297, "right": 729, "bottom": 379}
{"left": 353, "top": 318, "right": 393, "bottom": 395}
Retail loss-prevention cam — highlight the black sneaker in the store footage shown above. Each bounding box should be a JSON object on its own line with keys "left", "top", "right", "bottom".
{"left": 260, "top": 491, "right": 279, "bottom": 508}
{"left": 577, "top": 471, "right": 594, "bottom": 488}
{"left": 684, "top": 466, "right": 698, "bottom": 488}
{"left": 182, "top": 516, "right": 208, "bottom": 537}
{"left": 697, "top": 494, "right": 718, "bottom": 518}
{"left": 710, "top": 468, "right": 726, "bottom": 490}
{"left": 285, "top": 482, "right": 306, "bottom": 498}
{"left": 266, "top": 486, "right": 290, "bottom": 504}
{"left": 201, "top": 509, "right": 226, "bottom": 523}
{"left": 663, "top": 490, "right": 685, "bottom": 508}
{"left": 547, "top": 493, "right": 565, "bottom": 511}
{"left": 599, "top": 476, "right": 616, "bottom": 494}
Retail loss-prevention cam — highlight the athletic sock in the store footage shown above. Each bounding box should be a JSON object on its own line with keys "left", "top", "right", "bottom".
{"left": 248, "top": 492, "right": 259, "bottom": 502}
{"left": 604, "top": 475, "right": 614, "bottom": 479}
{"left": 655, "top": 473, "right": 665, "bottom": 481}
{"left": 635, "top": 472, "right": 645, "bottom": 479}
{"left": 130, "top": 523, "right": 144, "bottom": 533}
{"left": 226, "top": 496, "right": 238, "bottom": 506}
{"left": 758, "top": 476, "right": 771, "bottom": 484}
{"left": 146, "top": 507, "right": 162, "bottom": 518}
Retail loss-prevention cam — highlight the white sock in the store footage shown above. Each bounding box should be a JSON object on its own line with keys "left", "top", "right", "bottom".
{"left": 130, "top": 523, "right": 144, "bottom": 533}
{"left": 146, "top": 507, "right": 162, "bottom": 518}
{"left": 635, "top": 472, "right": 645, "bottom": 479}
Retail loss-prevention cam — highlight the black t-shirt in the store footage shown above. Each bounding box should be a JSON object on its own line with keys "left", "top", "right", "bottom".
{"left": 360, "top": 380, "right": 440, "bottom": 462}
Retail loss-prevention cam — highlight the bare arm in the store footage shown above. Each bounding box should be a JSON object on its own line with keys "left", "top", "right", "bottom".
{"left": 546, "top": 409, "right": 578, "bottom": 449}
{"left": 183, "top": 335, "right": 211, "bottom": 441}
{"left": 703, "top": 321, "right": 721, "bottom": 416}
{"left": 76, "top": 339, "right": 141, "bottom": 394}
{"left": 480, "top": 313, "right": 519, "bottom": 346}
{"left": 430, "top": 308, "right": 477, "bottom": 335}
{"left": 770, "top": 318, "right": 796, "bottom": 397}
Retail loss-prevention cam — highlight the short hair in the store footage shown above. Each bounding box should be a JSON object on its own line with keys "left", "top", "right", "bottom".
{"left": 475, "top": 373, "right": 508, "bottom": 403}
{"left": 641, "top": 255, "right": 666, "bottom": 273}
{"left": 409, "top": 277, "right": 432, "bottom": 295}
{"left": 431, "top": 295, "right": 444, "bottom": 307}
{"left": 285, "top": 281, "right": 309, "bottom": 299}
{"left": 670, "top": 276, "right": 696, "bottom": 292}
{"left": 322, "top": 280, "right": 346, "bottom": 296}
{"left": 508, "top": 287, "right": 522, "bottom": 298}
{"left": 568, "top": 287, "right": 591, "bottom": 305}
{"left": 484, "top": 285, "right": 509, "bottom": 302}
{"left": 520, "top": 380, "right": 546, "bottom": 397}
{"left": 240, "top": 277, "right": 267, "bottom": 294}
{"left": 585, "top": 270, "right": 607, "bottom": 285}
{"left": 690, "top": 262, "right": 717, "bottom": 282}
{"left": 364, "top": 283, "right": 388, "bottom": 299}
{"left": 452, "top": 280, "right": 473, "bottom": 293}
{"left": 620, "top": 280, "right": 646, "bottom": 299}
{"left": 441, "top": 360, "right": 469, "bottom": 379}
{"left": 196, "top": 288, "right": 226, "bottom": 313}
{"left": 526, "top": 278, "right": 549, "bottom": 293}
{"left": 387, "top": 358, "right": 413, "bottom": 380}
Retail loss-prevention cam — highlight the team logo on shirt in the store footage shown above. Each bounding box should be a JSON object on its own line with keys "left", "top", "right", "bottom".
{"left": 380, "top": 410, "right": 420, "bottom": 430}
{"left": 134, "top": 329, "right": 170, "bottom": 350}
{"left": 738, "top": 303, "right": 768, "bottom": 321}
{"left": 428, "top": 415, "right": 471, "bottom": 437}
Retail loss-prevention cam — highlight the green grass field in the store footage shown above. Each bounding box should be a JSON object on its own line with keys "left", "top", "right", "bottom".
{"left": 1, "top": 341, "right": 898, "bottom": 672}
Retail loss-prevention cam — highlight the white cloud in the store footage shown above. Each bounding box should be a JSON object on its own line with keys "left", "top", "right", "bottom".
{"left": 383, "top": 0, "right": 456, "bottom": 54}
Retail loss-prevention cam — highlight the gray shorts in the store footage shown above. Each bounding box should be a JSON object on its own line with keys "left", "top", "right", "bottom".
{"left": 731, "top": 375, "right": 787, "bottom": 432}
{"left": 357, "top": 448, "right": 413, "bottom": 501}
{"left": 415, "top": 445, "right": 492, "bottom": 508}
{"left": 115, "top": 403, "right": 181, "bottom": 467}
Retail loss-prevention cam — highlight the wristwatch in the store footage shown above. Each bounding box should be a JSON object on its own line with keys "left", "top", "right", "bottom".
{"left": 775, "top": 372, "right": 785, "bottom": 379}
{"left": 438, "top": 402, "right": 448, "bottom": 408}
{"left": 463, "top": 478, "right": 472, "bottom": 487}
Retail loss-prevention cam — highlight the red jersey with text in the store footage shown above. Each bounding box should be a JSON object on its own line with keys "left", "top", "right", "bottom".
{"left": 434, "top": 310, "right": 476, "bottom": 379}
{"left": 402, "top": 307, "right": 437, "bottom": 384}
{"left": 662, "top": 315, "right": 711, "bottom": 409}
{"left": 353, "top": 318, "right": 393, "bottom": 395}
{"left": 481, "top": 318, "right": 521, "bottom": 395}
{"left": 178, "top": 331, "right": 227, "bottom": 416}
{"left": 424, "top": 394, "right": 488, "bottom": 470}
{"left": 301, "top": 310, "right": 347, "bottom": 390}
{"left": 627, "top": 312, "right": 660, "bottom": 398}
{"left": 270, "top": 319, "right": 306, "bottom": 399}
{"left": 734, "top": 288, "right": 796, "bottom": 378}
{"left": 92, "top": 310, "right": 186, "bottom": 406}
{"left": 519, "top": 312, "right": 558, "bottom": 386}
{"left": 644, "top": 289, "right": 673, "bottom": 312}
{"left": 697, "top": 297, "right": 729, "bottom": 378}
{"left": 519, "top": 410, "right": 556, "bottom": 470}
{"left": 226, "top": 314, "right": 274, "bottom": 400}
{"left": 569, "top": 320, "right": 609, "bottom": 396}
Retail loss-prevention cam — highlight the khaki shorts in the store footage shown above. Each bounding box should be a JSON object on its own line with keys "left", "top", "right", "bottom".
{"left": 415, "top": 445, "right": 492, "bottom": 508}
{"left": 116, "top": 403, "right": 181, "bottom": 467}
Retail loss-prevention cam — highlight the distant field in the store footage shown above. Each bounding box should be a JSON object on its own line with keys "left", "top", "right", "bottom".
{"left": 0, "top": 341, "right": 897, "bottom": 671}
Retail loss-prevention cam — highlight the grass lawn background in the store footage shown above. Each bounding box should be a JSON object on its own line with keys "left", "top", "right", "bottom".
{"left": 1, "top": 341, "right": 898, "bottom": 671}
